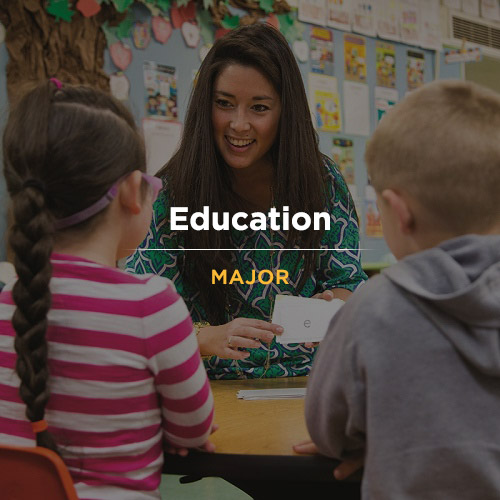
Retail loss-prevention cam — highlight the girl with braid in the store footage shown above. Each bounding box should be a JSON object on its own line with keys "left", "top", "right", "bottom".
{"left": 0, "top": 79, "right": 214, "bottom": 500}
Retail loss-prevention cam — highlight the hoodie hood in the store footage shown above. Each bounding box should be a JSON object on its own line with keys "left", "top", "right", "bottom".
{"left": 383, "top": 234, "right": 500, "bottom": 375}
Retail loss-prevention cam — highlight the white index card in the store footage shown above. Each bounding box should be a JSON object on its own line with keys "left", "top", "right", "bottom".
{"left": 272, "top": 295, "right": 344, "bottom": 344}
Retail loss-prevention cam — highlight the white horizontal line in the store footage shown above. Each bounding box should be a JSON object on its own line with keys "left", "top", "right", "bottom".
{"left": 132, "top": 248, "right": 373, "bottom": 251}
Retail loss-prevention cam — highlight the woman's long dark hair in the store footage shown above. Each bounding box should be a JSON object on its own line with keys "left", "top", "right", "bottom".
{"left": 158, "top": 23, "right": 329, "bottom": 324}
{"left": 3, "top": 81, "right": 145, "bottom": 453}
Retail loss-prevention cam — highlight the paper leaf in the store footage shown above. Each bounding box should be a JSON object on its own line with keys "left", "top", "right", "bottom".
{"left": 196, "top": 8, "right": 215, "bottom": 44}
{"left": 115, "top": 12, "right": 134, "bottom": 39}
{"left": 277, "top": 13, "right": 303, "bottom": 44}
{"left": 277, "top": 12, "right": 294, "bottom": 31}
{"left": 259, "top": 0, "right": 274, "bottom": 14}
{"left": 176, "top": 0, "right": 191, "bottom": 7}
{"left": 221, "top": 14, "right": 239, "bottom": 29}
{"left": 46, "top": 0, "right": 75, "bottom": 22}
{"left": 203, "top": 0, "right": 214, "bottom": 8}
{"left": 112, "top": 0, "right": 134, "bottom": 12}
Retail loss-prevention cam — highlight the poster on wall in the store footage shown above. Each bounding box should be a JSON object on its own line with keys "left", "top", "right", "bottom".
{"left": 143, "top": 61, "right": 178, "bottom": 120}
{"left": 419, "top": 0, "right": 441, "bottom": 50}
{"left": 351, "top": 1, "right": 376, "bottom": 36}
{"left": 375, "top": 86, "right": 398, "bottom": 123}
{"left": 327, "top": 0, "right": 351, "bottom": 31}
{"left": 142, "top": 119, "right": 182, "bottom": 174}
{"left": 375, "top": 0, "right": 400, "bottom": 41}
{"left": 365, "top": 184, "right": 383, "bottom": 238}
{"left": 407, "top": 50, "right": 425, "bottom": 91}
{"left": 375, "top": 41, "right": 396, "bottom": 88}
{"left": 310, "top": 27, "right": 334, "bottom": 74}
{"left": 343, "top": 80, "right": 370, "bottom": 136}
{"left": 308, "top": 73, "right": 342, "bottom": 132}
{"left": 462, "top": 0, "right": 480, "bottom": 16}
{"left": 331, "top": 138, "right": 355, "bottom": 185}
{"left": 344, "top": 34, "right": 367, "bottom": 83}
{"left": 399, "top": 0, "right": 420, "bottom": 45}
{"left": 444, "top": 46, "right": 482, "bottom": 63}
{"left": 481, "top": 0, "right": 500, "bottom": 21}
{"left": 299, "top": 0, "right": 327, "bottom": 26}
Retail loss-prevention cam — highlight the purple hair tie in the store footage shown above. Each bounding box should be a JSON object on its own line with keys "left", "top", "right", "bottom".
{"left": 49, "top": 77, "right": 62, "bottom": 90}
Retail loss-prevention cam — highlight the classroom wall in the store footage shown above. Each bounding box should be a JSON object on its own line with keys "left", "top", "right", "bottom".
{"left": 0, "top": 5, "right": 462, "bottom": 263}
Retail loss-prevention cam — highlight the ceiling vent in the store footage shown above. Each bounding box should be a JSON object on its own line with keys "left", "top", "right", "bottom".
{"left": 448, "top": 11, "right": 500, "bottom": 54}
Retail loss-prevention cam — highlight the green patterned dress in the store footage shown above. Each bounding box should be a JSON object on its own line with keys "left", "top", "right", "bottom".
{"left": 126, "top": 159, "right": 367, "bottom": 379}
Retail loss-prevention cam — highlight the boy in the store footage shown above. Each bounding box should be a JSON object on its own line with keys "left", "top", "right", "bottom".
{"left": 305, "top": 80, "right": 500, "bottom": 499}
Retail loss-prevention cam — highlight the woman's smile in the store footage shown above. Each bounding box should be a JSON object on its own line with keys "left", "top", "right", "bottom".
{"left": 225, "top": 135, "right": 256, "bottom": 151}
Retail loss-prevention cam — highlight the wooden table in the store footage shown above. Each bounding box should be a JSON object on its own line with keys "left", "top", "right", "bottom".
{"left": 164, "top": 377, "right": 361, "bottom": 499}
{"left": 209, "top": 376, "right": 310, "bottom": 455}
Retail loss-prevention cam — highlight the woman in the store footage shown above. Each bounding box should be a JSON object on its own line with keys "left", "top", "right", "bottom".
{"left": 127, "top": 23, "right": 366, "bottom": 379}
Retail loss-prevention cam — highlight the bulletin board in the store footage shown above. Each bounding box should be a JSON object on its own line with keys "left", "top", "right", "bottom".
{"left": 99, "top": 3, "right": 461, "bottom": 266}
{"left": 0, "top": 1, "right": 463, "bottom": 263}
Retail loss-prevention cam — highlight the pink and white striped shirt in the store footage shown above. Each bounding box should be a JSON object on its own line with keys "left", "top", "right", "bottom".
{"left": 0, "top": 253, "right": 214, "bottom": 500}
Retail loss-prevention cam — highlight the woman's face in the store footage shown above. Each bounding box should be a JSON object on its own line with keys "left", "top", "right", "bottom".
{"left": 212, "top": 64, "right": 281, "bottom": 172}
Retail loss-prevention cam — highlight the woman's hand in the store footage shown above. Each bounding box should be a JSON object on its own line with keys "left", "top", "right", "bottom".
{"left": 197, "top": 318, "right": 283, "bottom": 360}
{"left": 293, "top": 440, "right": 364, "bottom": 480}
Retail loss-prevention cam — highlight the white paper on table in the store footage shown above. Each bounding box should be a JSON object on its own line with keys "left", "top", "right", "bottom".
{"left": 343, "top": 80, "right": 370, "bottom": 136}
{"left": 272, "top": 295, "right": 344, "bottom": 344}
{"left": 142, "top": 119, "right": 182, "bottom": 175}
{"left": 237, "top": 388, "right": 307, "bottom": 400}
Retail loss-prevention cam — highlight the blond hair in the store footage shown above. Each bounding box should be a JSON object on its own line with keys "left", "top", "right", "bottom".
{"left": 365, "top": 80, "right": 500, "bottom": 233}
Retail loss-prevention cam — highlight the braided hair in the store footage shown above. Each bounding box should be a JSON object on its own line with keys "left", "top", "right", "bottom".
{"left": 3, "top": 80, "right": 145, "bottom": 452}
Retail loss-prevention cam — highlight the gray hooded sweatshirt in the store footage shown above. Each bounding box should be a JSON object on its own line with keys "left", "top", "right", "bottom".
{"left": 306, "top": 234, "right": 500, "bottom": 499}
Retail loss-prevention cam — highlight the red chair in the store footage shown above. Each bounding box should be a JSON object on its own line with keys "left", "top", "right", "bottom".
{"left": 0, "top": 444, "right": 79, "bottom": 500}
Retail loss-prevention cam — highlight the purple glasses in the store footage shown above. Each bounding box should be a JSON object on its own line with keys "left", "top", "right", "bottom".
{"left": 54, "top": 173, "right": 162, "bottom": 230}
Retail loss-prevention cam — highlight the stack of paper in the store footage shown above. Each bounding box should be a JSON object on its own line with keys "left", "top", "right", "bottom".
{"left": 236, "top": 388, "right": 306, "bottom": 400}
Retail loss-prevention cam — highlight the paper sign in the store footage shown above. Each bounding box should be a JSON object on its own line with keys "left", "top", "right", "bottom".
{"left": 298, "top": 0, "right": 327, "bottom": 26}
{"left": 144, "top": 61, "right": 178, "bottom": 120}
{"left": 444, "top": 46, "right": 482, "bottom": 63}
{"left": 344, "top": 34, "right": 367, "bottom": 83}
{"left": 327, "top": 0, "right": 351, "bottom": 31}
{"left": 343, "top": 80, "right": 370, "bottom": 136}
{"left": 308, "top": 73, "right": 342, "bottom": 132}
{"left": 375, "top": 0, "right": 399, "bottom": 41}
{"left": 272, "top": 295, "right": 344, "bottom": 344}
{"left": 375, "top": 86, "right": 398, "bottom": 123}
{"left": 142, "top": 119, "right": 182, "bottom": 174}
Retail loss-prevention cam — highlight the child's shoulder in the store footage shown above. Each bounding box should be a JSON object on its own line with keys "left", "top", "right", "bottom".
{"left": 51, "top": 253, "right": 177, "bottom": 299}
